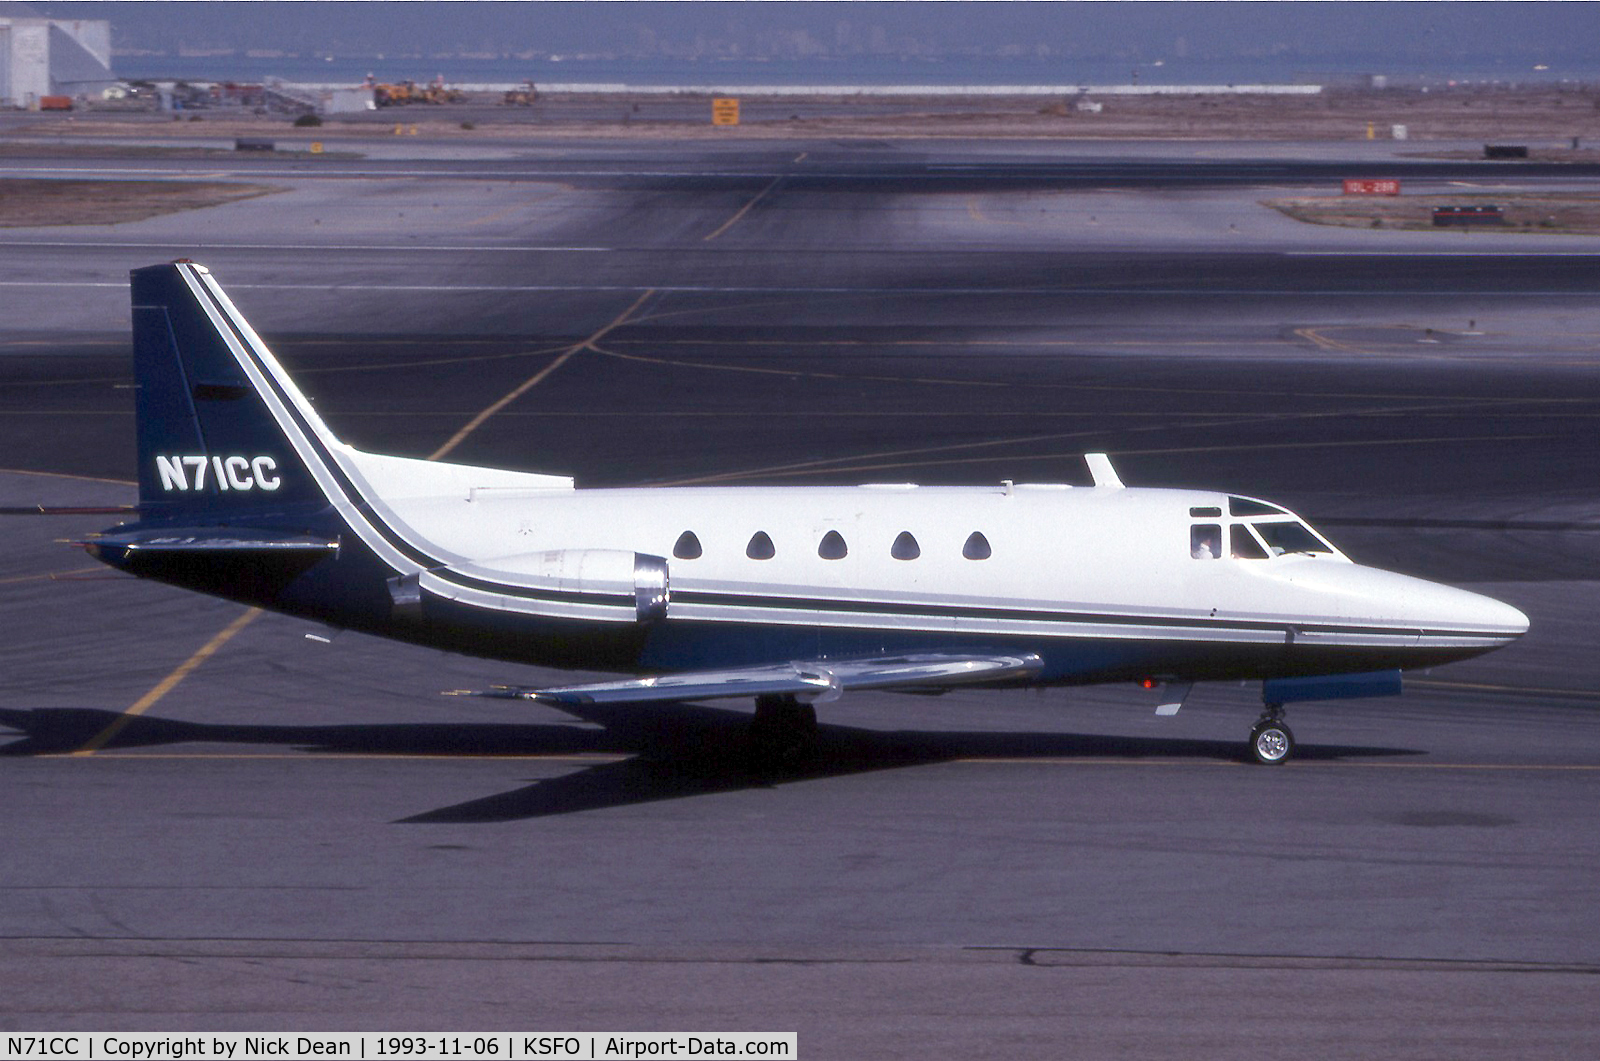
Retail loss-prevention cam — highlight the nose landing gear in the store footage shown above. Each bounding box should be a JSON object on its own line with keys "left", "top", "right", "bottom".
{"left": 1249, "top": 703, "right": 1294, "bottom": 765}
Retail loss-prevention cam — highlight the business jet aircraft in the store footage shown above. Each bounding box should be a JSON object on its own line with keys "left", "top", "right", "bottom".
{"left": 84, "top": 262, "right": 1528, "bottom": 764}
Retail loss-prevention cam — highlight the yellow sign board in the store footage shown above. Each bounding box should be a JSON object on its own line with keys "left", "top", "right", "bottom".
{"left": 712, "top": 98, "right": 740, "bottom": 126}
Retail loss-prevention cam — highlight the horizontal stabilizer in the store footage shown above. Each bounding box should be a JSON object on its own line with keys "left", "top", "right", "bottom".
{"left": 1, "top": 505, "right": 136, "bottom": 516}
{"left": 453, "top": 652, "right": 1045, "bottom": 707}
{"left": 84, "top": 527, "right": 341, "bottom": 598}
{"left": 87, "top": 528, "right": 340, "bottom": 556}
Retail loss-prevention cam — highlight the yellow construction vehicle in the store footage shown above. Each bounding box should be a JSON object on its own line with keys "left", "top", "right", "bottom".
{"left": 416, "top": 83, "right": 465, "bottom": 105}
{"left": 373, "top": 81, "right": 416, "bottom": 106}
{"left": 373, "top": 78, "right": 464, "bottom": 107}
{"left": 503, "top": 82, "right": 538, "bottom": 106}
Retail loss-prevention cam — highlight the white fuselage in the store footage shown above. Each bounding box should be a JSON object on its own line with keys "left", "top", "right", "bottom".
{"left": 333, "top": 444, "right": 1527, "bottom": 681}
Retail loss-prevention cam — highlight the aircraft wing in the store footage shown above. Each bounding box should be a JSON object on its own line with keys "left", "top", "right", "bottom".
{"left": 456, "top": 652, "right": 1045, "bottom": 707}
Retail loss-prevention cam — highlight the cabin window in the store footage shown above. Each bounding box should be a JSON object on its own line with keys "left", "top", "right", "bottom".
{"left": 1230, "top": 524, "right": 1269, "bottom": 560}
{"left": 818, "top": 530, "right": 848, "bottom": 560}
{"left": 891, "top": 531, "right": 921, "bottom": 561}
{"left": 1255, "top": 520, "right": 1332, "bottom": 556}
{"left": 1229, "top": 497, "right": 1285, "bottom": 517}
{"left": 962, "top": 531, "right": 991, "bottom": 560}
{"left": 673, "top": 530, "right": 702, "bottom": 560}
{"left": 1190, "top": 524, "right": 1221, "bottom": 559}
{"left": 746, "top": 531, "right": 775, "bottom": 560}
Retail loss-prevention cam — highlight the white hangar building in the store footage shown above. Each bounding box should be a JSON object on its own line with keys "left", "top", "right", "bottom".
{"left": 1, "top": 4, "right": 114, "bottom": 108}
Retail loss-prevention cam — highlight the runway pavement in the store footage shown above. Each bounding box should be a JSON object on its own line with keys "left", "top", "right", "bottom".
{"left": 2, "top": 137, "right": 1599, "bottom": 1055}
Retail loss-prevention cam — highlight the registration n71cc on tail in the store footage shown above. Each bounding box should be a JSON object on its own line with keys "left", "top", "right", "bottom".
{"left": 85, "top": 262, "right": 1528, "bottom": 764}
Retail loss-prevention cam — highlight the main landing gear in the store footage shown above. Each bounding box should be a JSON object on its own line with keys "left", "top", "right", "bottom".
{"left": 747, "top": 693, "right": 819, "bottom": 766}
{"left": 1249, "top": 703, "right": 1294, "bottom": 765}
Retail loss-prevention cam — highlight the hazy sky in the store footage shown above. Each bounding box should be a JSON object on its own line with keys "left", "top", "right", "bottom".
{"left": 28, "top": 2, "right": 1599, "bottom": 63}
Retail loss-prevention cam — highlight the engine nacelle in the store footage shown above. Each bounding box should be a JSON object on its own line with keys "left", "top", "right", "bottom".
{"left": 438, "top": 548, "right": 669, "bottom": 622}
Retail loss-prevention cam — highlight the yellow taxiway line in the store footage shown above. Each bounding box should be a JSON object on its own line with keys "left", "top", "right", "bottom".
{"left": 703, "top": 176, "right": 782, "bottom": 242}
{"left": 71, "top": 607, "right": 262, "bottom": 756}
{"left": 428, "top": 289, "right": 654, "bottom": 461}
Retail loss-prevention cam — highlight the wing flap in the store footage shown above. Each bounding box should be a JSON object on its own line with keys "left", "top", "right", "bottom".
{"left": 456, "top": 652, "right": 1044, "bottom": 707}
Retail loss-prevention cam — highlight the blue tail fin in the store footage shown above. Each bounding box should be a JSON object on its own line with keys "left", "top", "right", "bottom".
{"left": 131, "top": 262, "right": 334, "bottom": 522}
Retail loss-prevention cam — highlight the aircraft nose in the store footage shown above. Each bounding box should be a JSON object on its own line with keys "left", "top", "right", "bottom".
{"left": 1371, "top": 571, "right": 1529, "bottom": 644}
{"left": 1268, "top": 560, "right": 1528, "bottom": 649}
{"left": 1379, "top": 574, "right": 1529, "bottom": 648}
{"left": 1453, "top": 588, "right": 1529, "bottom": 642}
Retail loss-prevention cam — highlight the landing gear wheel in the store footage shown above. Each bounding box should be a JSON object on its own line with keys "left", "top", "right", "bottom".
{"left": 1249, "top": 718, "right": 1295, "bottom": 765}
{"left": 747, "top": 694, "right": 819, "bottom": 767}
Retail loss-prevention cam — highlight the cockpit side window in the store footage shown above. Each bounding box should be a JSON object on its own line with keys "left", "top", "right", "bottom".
{"left": 1255, "top": 520, "right": 1332, "bottom": 556}
{"left": 1190, "top": 524, "right": 1221, "bottom": 559}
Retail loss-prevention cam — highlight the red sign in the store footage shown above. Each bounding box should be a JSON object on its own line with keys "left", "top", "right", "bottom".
{"left": 1343, "top": 179, "right": 1401, "bottom": 196}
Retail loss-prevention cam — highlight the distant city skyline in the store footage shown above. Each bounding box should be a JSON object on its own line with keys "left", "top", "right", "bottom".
{"left": 28, "top": 1, "right": 1600, "bottom": 65}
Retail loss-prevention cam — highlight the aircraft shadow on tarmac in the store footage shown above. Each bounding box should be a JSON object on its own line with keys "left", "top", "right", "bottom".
{"left": 0, "top": 701, "right": 1420, "bottom": 822}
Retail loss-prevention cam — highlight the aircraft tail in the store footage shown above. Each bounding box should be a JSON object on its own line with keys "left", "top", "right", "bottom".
{"left": 106, "top": 262, "right": 581, "bottom": 626}
{"left": 130, "top": 261, "right": 339, "bottom": 522}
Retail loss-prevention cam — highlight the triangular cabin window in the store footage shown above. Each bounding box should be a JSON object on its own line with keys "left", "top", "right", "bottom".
{"left": 818, "top": 530, "right": 848, "bottom": 560}
{"left": 746, "top": 531, "right": 776, "bottom": 560}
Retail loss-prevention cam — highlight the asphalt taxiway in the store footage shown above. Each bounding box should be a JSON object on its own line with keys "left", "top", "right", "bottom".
{"left": 2, "top": 137, "right": 1599, "bottom": 1055}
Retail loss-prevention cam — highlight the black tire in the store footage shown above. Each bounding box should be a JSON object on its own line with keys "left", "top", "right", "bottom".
{"left": 1249, "top": 719, "right": 1295, "bottom": 765}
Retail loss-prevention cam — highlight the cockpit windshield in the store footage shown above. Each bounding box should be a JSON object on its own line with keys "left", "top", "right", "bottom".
{"left": 1188, "top": 497, "right": 1340, "bottom": 561}
{"left": 1228, "top": 497, "right": 1285, "bottom": 517}
{"left": 1253, "top": 520, "right": 1334, "bottom": 556}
